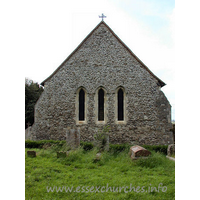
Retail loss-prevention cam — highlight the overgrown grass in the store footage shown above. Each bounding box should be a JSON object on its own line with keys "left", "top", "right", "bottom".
{"left": 25, "top": 146, "right": 175, "bottom": 199}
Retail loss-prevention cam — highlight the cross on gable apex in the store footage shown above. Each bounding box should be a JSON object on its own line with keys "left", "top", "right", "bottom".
{"left": 99, "top": 13, "right": 106, "bottom": 21}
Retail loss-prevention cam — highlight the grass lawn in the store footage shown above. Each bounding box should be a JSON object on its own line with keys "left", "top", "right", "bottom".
{"left": 25, "top": 147, "right": 175, "bottom": 199}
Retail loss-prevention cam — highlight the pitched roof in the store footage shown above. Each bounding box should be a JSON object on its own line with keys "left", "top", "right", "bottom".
{"left": 41, "top": 21, "right": 166, "bottom": 87}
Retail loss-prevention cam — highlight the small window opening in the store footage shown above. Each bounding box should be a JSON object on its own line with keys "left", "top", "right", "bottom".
{"left": 98, "top": 89, "right": 104, "bottom": 121}
{"left": 79, "top": 89, "right": 85, "bottom": 121}
{"left": 118, "top": 89, "right": 124, "bottom": 121}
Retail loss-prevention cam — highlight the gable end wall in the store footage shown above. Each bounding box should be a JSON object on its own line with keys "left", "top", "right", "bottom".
{"left": 31, "top": 23, "right": 173, "bottom": 145}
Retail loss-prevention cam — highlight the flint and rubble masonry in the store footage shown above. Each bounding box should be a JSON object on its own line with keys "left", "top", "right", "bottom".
{"left": 31, "top": 21, "right": 173, "bottom": 145}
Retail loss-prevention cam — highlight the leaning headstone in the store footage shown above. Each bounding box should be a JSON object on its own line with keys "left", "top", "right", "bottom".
{"left": 129, "top": 145, "right": 151, "bottom": 160}
{"left": 167, "top": 144, "right": 175, "bottom": 157}
{"left": 27, "top": 151, "right": 36, "bottom": 157}
{"left": 66, "top": 128, "right": 80, "bottom": 149}
{"left": 25, "top": 126, "right": 32, "bottom": 140}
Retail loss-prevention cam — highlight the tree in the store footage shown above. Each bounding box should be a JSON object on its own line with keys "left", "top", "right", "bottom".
{"left": 25, "top": 78, "right": 44, "bottom": 129}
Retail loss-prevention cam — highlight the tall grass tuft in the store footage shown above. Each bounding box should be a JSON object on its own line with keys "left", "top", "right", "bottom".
{"left": 135, "top": 152, "right": 172, "bottom": 169}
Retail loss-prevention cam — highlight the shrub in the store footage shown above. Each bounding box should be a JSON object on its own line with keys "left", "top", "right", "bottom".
{"left": 25, "top": 140, "right": 168, "bottom": 155}
{"left": 142, "top": 145, "right": 168, "bottom": 155}
{"left": 80, "top": 141, "right": 94, "bottom": 151}
{"left": 25, "top": 140, "right": 65, "bottom": 149}
{"left": 26, "top": 140, "right": 94, "bottom": 151}
{"left": 93, "top": 125, "right": 110, "bottom": 151}
{"left": 109, "top": 144, "right": 130, "bottom": 154}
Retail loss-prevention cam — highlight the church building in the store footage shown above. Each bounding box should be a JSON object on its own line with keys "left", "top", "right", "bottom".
{"left": 31, "top": 20, "right": 173, "bottom": 145}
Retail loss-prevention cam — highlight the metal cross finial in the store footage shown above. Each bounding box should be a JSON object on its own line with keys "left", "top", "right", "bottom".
{"left": 99, "top": 13, "right": 106, "bottom": 21}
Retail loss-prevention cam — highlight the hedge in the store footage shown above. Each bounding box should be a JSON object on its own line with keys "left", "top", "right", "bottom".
{"left": 25, "top": 140, "right": 168, "bottom": 155}
{"left": 80, "top": 141, "right": 94, "bottom": 151}
{"left": 142, "top": 145, "right": 168, "bottom": 155}
{"left": 25, "top": 140, "right": 66, "bottom": 149}
{"left": 25, "top": 140, "right": 93, "bottom": 150}
{"left": 109, "top": 144, "right": 130, "bottom": 153}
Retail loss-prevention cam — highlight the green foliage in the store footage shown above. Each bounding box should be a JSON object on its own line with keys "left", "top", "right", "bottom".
{"left": 25, "top": 78, "right": 44, "bottom": 129}
{"left": 25, "top": 147, "right": 175, "bottom": 199}
{"left": 26, "top": 140, "right": 95, "bottom": 151}
{"left": 80, "top": 141, "right": 94, "bottom": 151}
{"left": 94, "top": 125, "right": 110, "bottom": 141}
{"left": 136, "top": 152, "right": 169, "bottom": 169}
{"left": 94, "top": 125, "right": 110, "bottom": 151}
{"left": 109, "top": 143, "right": 130, "bottom": 154}
{"left": 25, "top": 140, "right": 66, "bottom": 149}
{"left": 25, "top": 140, "right": 168, "bottom": 156}
{"left": 142, "top": 145, "right": 168, "bottom": 155}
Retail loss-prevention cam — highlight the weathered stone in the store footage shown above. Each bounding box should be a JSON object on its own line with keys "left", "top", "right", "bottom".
{"left": 66, "top": 128, "right": 80, "bottom": 149}
{"left": 96, "top": 153, "right": 101, "bottom": 160}
{"left": 129, "top": 145, "right": 151, "bottom": 159}
{"left": 27, "top": 151, "right": 36, "bottom": 157}
{"left": 167, "top": 144, "right": 175, "bottom": 156}
{"left": 93, "top": 153, "right": 101, "bottom": 162}
{"left": 31, "top": 21, "right": 173, "bottom": 145}
{"left": 166, "top": 155, "right": 175, "bottom": 161}
{"left": 25, "top": 126, "right": 32, "bottom": 140}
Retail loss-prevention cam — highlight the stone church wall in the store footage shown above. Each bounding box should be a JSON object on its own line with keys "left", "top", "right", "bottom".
{"left": 31, "top": 23, "right": 173, "bottom": 145}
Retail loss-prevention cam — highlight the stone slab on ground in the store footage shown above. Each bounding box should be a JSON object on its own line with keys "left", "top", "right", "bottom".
{"left": 27, "top": 151, "right": 36, "bottom": 157}
{"left": 166, "top": 155, "right": 175, "bottom": 161}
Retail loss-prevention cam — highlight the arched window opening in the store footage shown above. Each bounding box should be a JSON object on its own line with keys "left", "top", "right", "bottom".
{"left": 98, "top": 89, "right": 104, "bottom": 121}
{"left": 79, "top": 89, "right": 85, "bottom": 121}
{"left": 118, "top": 88, "right": 124, "bottom": 121}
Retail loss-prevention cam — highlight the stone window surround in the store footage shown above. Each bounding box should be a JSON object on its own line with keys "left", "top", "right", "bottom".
{"left": 76, "top": 86, "right": 127, "bottom": 125}
{"left": 94, "top": 86, "right": 108, "bottom": 125}
{"left": 75, "top": 87, "right": 88, "bottom": 125}
{"left": 115, "top": 86, "right": 127, "bottom": 125}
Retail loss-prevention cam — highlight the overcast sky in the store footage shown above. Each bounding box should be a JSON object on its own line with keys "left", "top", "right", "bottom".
{"left": 13, "top": 0, "right": 175, "bottom": 120}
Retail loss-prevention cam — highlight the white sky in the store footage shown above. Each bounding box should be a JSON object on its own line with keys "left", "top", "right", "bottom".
{"left": 1, "top": 0, "right": 175, "bottom": 120}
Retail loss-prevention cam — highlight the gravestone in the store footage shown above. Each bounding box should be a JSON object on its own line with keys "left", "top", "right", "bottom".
{"left": 167, "top": 144, "right": 175, "bottom": 156}
{"left": 66, "top": 128, "right": 80, "bottom": 149}
{"left": 25, "top": 126, "right": 32, "bottom": 140}
{"left": 27, "top": 151, "right": 36, "bottom": 157}
{"left": 129, "top": 145, "right": 151, "bottom": 160}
